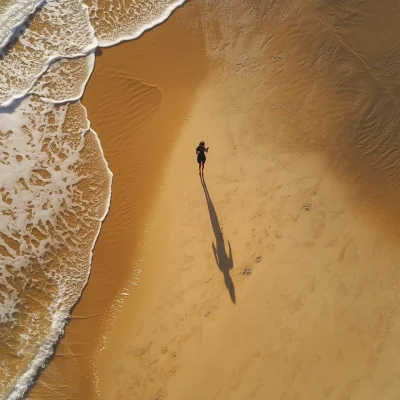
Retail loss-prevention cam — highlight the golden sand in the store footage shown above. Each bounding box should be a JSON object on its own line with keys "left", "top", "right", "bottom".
{"left": 31, "top": 0, "right": 400, "bottom": 399}
{"left": 94, "top": 1, "right": 400, "bottom": 399}
{"left": 29, "top": 7, "right": 207, "bottom": 400}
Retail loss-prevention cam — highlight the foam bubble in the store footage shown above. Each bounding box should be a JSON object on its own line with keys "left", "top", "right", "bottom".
{"left": 85, "top": 0, "right": 187, "bottom": 47}
{"left": 0, "top": 0, "right": 190, "bottom": 397}
{"left": 0, "top": 95, "right": 112, "bottom": 398}
{"left": 30, "top": 53, "right": 96, "bottom": 102}
{"left": 0, "top": 0, "right": 44, "bottom": 50}
{"left": 0, "top": 0, "right": 97, "bottom": 107}
{"left": 5, "top": 309, "right": 68, "bottom": 400}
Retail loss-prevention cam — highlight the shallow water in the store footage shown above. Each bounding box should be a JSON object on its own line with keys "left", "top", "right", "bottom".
{"left": 0, "top": 0, "right": 186, "bottom": 398}
{"left": 2, "top": 0, "right": 400, "bottom": 398}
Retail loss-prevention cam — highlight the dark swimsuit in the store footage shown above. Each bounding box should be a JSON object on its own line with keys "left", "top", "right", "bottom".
{"left": 196, "top": 146, "right": 207, "bottom": 164}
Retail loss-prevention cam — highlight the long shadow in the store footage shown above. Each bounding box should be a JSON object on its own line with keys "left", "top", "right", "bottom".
{"left": 201, "top": 177, "right": 236, "bottom": 304}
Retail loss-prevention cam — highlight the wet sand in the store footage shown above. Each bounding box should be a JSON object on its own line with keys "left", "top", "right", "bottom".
{"left": 94, "top": 1, "right": 400, "bottom": 399}
{"left": 29, "top": 7, "right": 208, "bottom": 400}
{"left": 31, "top": 0, "right": 400, "bottom": 399}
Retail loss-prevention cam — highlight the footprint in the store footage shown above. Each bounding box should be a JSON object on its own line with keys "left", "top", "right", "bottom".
{"left": 240, "top": 266, "right": 252, "bottom": 276}
{"left": 135, "top": 342, "right": 153, "bottom": 358}
{"left": 153, "top": 389, "right": 165, "bottom": 400}
{"left": 168, "top": 365, "right": 178, "bottom": 379}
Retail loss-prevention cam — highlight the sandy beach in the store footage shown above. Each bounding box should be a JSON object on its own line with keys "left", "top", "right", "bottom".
{"left": 29, "top": 6, "right": 208, "bottom": 399}
{"left": 29, "top": 0, "right": 400, "bottom": 399}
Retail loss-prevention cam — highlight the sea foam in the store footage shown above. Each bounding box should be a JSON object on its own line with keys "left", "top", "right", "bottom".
{"left": 0, "top": 94, "right": 112, "bottom": 399}
{"left": 0, "top": 0, "right": 44, "bottom": 50}
{"left": 0, "top": 0, "right": 187, "bottom": 398}
{"left": 0, "top": 0, "right": 97, "bottom": 107}
{"left": 86, "top": 0, "right": 188, "bottom": 47}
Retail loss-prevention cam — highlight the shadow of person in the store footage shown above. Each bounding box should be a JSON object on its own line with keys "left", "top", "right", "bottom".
{"left": 201, "top": 177, "right": 236, "bottom": 304}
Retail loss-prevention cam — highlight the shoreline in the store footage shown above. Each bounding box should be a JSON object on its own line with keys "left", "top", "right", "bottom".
{"left": 28, "top": 6, "right": 208, "bottom": 399}
{"left": 94, "top": 0, "right": 188, "bottom": 48}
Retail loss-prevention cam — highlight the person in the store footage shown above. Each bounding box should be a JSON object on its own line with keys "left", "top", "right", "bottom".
{"left": 196, "top": 141, "right": 209, "bottom": 177}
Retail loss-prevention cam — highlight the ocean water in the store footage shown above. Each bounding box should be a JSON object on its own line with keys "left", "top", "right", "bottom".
{"left": 0, "top": 0, "right": 185, "bottom": 398}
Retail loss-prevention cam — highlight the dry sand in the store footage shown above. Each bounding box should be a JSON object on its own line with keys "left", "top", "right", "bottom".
{"left": 32, "top": 0, "right": 400, "bottom": 399}
{"left": 96, "top": 92, "right": 400, "bottom": 399}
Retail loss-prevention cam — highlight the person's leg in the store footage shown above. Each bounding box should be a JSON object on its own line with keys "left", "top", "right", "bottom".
{"left": 199, "top": 162, "right": 202, "bottom": 176}
{"left": 201, "top": 162, "right": 205, "bottom": 176}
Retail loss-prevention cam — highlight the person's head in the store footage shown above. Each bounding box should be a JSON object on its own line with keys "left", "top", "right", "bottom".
{"left": 199, "top": 141, "right": 205, "bottom": 147}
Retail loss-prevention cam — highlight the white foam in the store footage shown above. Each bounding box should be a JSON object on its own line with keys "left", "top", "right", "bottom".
{"left": 88, "top": 0, "right": 187, "bottom": 47}
{"left": 3, "top": 126, "right": 112, "bottom": 400}
{"left": 0, "top": 292, "right": 19, "bottom": 324}
{"left": 0, "top": 96, "right": 85, "bottom": 278}
{"left": 0, "top": 0, "right": 189, "bottom": 397}
{"left": 30, "top": 53, "right": 96, "bottom": 103}
{"left": 0, "top": 0, "right": 44, "bottom": 50}
{"left": 5, "top": 309, "right": 69, "bottom": 400}
{"left": 0, "top": 0, "right": 98, "bottom": 107}
{"left": 0, "top": 96, "right": 112, "bottom": 399}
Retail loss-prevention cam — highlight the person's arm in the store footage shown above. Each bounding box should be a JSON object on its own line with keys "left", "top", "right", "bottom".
{"left": 205, "top": 147, "right": 209, "bottom": 152}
